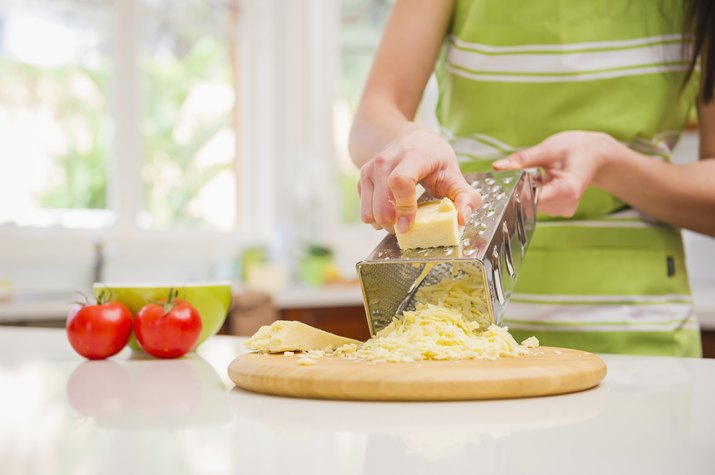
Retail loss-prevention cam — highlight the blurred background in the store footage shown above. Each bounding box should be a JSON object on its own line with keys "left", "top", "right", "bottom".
{"left": 0, "top": 0, "right": 713, "bottom": 337}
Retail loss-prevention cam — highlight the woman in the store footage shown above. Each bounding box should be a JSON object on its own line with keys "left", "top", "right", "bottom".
{"left": 349, "top": 0, "right": 715, "bottom": 356}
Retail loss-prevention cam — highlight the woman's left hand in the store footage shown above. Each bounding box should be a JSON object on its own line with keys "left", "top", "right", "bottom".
{"left": 492, "top": 131, "right": 624, "bottom": 217}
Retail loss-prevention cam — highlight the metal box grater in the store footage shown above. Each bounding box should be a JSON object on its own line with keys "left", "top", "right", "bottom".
{"left": 356, "top": 169, "right": 540, "bottom": 335}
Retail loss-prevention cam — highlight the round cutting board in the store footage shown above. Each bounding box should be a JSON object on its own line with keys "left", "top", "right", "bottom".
{"left": 228, "top": 347, "right": 607, "bottom": 401}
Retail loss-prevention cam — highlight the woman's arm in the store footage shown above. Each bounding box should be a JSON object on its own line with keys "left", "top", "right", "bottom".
{"left": 597, "top": 100, "right": 715, "bottom": 236}
{"left": 349, "top": 0, "right": 481, "bottom": 234}
{"left": 492, "top": 120, "right": 715, "bottom": 236}
{"left": 349, "top": 0, "right": 453, "bottom": 166}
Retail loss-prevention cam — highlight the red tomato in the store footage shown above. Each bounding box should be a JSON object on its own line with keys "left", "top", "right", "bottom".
{"left": 66, "top": 301, "right": 133, "bottom": 360}
{"left": 134, "top": 292, "right": 202, "bottom": 359}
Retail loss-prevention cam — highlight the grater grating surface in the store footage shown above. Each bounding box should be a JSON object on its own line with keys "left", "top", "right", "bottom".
{"left": 356, "top": 169, "right": 540, "bottom": 335}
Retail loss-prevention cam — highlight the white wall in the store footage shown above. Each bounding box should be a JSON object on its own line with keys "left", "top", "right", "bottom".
{"left": 673, "top": 131, "right": 715, "bottom": 320}
{"left": 0, "top": 229, "right": 96, "bottom": 298}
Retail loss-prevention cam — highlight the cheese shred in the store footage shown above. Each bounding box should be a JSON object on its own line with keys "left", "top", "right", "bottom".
{"left": 335, "top": 303, "right": 537, "bottom": 363}
{"left": 413, "top": 268, "right": 491, "bottom": 331}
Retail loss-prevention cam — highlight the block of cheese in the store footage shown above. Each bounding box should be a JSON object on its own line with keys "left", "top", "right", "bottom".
{"left": 246, "top": 320, "right": 361, "bottom": 353}
{"left": 396, "top": 198, "right": 460, "bottom": 250}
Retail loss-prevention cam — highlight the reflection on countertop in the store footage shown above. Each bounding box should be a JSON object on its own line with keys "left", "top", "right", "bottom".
{"left": 66, "top": 356, "right": 232, "bottom": 429}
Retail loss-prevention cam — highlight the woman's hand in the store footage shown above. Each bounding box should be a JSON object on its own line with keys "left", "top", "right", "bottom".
{"left": 493, "top": 131, "right": 623, "bottom": 217}
{"left": 358, "top": 126, "right": 482, "bottom": 233}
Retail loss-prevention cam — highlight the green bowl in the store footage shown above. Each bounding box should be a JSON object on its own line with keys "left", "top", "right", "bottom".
{"left": 93, "top": 282, "right": 233, "bottom": 352}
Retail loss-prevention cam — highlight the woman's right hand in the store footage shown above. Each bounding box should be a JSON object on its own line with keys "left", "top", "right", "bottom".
{"left": 358, "top": 126, "right": 482, "bottom": 234}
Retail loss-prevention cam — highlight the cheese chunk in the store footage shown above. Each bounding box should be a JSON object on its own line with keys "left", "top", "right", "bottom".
{"left": 396, "top": 198, "right": 460, "bottom": 250}
{"left": 246, "top": 320, "right": 361, "bottom": 353}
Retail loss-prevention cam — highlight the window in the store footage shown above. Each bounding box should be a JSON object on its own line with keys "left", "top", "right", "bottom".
{"left": 335, "top": 0, "right": 392, "bottom": 224}
{"left": 0, "top": 0, "right": 391, "bottom": 234}
{"left": 138, "top": 0, "right": 238, "bottom": 230}
{"left": 0, "top": 0, "right": 113, "bottom": 228}
{"left": 0, "top": 0, "right": 390, "bottom": 295}
{"left": 0, "top": 0, "right": 239, "bottom": 231}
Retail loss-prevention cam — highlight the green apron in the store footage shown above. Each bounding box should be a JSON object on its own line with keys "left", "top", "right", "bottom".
{"left": 437, "top": 0, "right": 702, "bottom": 356}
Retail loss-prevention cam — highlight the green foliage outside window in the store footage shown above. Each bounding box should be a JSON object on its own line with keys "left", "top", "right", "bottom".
{"left": 139, "top": 36, "right": 234, "bottom": 227}
{"left": 0, "top": 58, "right": 110, "bottom": 210}
{"left": 338, "top": 0, "right": 392, "bottom": 224}
{"left": 0, "top": 35, "right": 233, "bottom": 227}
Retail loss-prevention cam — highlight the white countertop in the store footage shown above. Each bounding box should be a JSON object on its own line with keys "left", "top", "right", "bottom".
{"left": 0, "top": 327, "right": 714, "bottom": 475}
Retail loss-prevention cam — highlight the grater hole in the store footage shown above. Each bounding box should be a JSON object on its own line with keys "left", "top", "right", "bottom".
{"left": 491, "top": 245, "right": 505, "bottom": 305}
{"left": 502, "top": 221, "right": 515, "bottom": 278}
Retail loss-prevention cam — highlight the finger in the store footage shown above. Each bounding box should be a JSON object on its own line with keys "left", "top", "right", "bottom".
{"left": 539, "top": 169, "right": 584, "bottom": 203}
{"left": 454, "top": 185, "right": 483, "bottom": 225}
{"left": 536, "top": 172, "right": 582, "bottom": 217}
{"left": 426, "top": 168, "right": 483, "bottom": 225}
{"left": 538, "top": 200, "right": 579, "bottom": 218}
{"left": 387, "top": 159, "right": 424, "bottom": 233}
{"left": 359, "top": 166, "right": 375, "bottom": 224}
{"left": 493, "top": 141, "right": 565, "bottom": 171}
{"left": 370, "top": 155, "right": 397, "bottom": 232}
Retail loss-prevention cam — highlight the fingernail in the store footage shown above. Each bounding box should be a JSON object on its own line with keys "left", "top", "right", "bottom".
{"left": 492, "top": 159, "right": 509, "bottom": 168}
{"left": 462, "top": 206, "right": 473, "bottom": 224}
{"left": 397, "top": 216, "right": 410, "bottom": 233}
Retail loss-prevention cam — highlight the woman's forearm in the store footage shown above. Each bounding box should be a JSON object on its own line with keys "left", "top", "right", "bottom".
{"left": 349, "top": 99, "right": 420, "bottom": 167}
{"left": 596, "top": 150, "right": 715, "bottom": 236}
{"left": 348, "top": 0, "right": 454, "bottom": 168}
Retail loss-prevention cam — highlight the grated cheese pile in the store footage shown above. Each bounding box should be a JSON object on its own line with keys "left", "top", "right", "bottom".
{"left": 245, "top": 267, "right": 539, "bottom": 364}
{"left": 335, "top": 303, "right": 538, "bottom": 363}
{"left": 414, "top": 269, "right": 491, "bottom": 331}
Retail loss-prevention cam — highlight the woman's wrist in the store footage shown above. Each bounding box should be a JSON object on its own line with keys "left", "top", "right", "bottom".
{"left": 591, "top": 134, "right": 637, "bottom": 191}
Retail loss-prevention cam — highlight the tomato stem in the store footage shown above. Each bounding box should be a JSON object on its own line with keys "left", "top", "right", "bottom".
{"left": 93, "top": 287, "right": 114, "bottom": 305}
{"left": 74, "top": 290, "right": 90, "bottom": 305}
{"left": 163, "top": 287, "right": 180, "bottom": 315}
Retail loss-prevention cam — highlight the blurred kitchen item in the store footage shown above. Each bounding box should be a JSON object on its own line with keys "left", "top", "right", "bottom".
{"left": 228, "top": 290, "right": 278, "bottom": 336}
{"left": 246, "top": 263, "right": 288, "bottom": 294}
{"left": 299, "top": 244, "right": 334, "bottom": 287}
{"left": 357, "top": 170, "right": 539, "bottom": 335}
{"left": 0, "top": 279, "right": 12, "bottom": 302}
{"left": 240, "top": 245, "right": 267, "bottom": 283}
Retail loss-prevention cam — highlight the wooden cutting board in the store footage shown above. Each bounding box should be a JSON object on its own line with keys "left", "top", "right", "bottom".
{"left": 228, "top": 347, "right": 607, "bottom": 401}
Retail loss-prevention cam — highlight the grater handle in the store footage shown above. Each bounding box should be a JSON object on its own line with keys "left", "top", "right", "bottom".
{"left": 524, "top": 167, "right": 544, "bottom": 206}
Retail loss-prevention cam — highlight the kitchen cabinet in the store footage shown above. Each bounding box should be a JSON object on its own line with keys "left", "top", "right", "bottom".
{"left": 701, "top": 330, "right": 715, "bottom": 358}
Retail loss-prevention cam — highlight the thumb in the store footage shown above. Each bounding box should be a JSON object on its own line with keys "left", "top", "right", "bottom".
{"left": 493, "top": 141, "right": 562, "bottom": 171}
